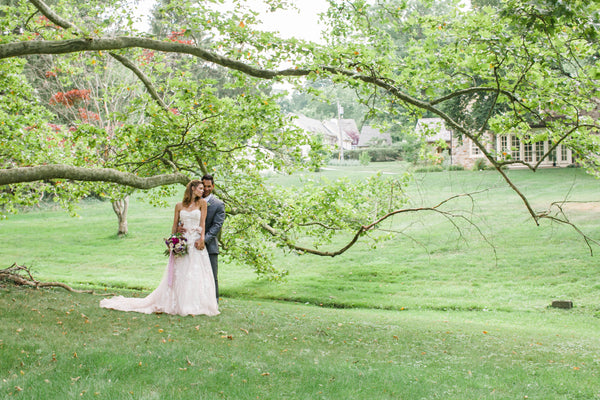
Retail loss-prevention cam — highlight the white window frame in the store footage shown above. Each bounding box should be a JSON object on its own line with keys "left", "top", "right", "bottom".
{"left": 534, "top": 141, "right": 544, "bottom": 163}
{"left": 470, "top": 138, "right": 484, "bottom": 157}
{"left": 561, "top": 145, "right": 570, "bottom": 162}
{"left": 511, "top": 136, "right": 521, "bottom": 160}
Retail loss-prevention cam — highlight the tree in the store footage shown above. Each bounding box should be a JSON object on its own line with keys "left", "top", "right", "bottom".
{"left": 26, "top": 50, "right": 146, "bottom": 234}
{"left": 1, "top": 0, "right": 599, "bottom": 275}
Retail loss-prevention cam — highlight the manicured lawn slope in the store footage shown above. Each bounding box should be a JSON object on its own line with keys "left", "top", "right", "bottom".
{"left": 1, "top": 165, "right": 599, "bottom": 399}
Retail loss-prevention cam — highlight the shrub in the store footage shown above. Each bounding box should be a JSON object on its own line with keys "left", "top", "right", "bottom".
{"left": 414, "top": 165, "right": 444, "bottom": 173}
{"left": 359, "top": 151, "right": 371, "bottom": 166}
{"left": 472, "top": 158, "right": 488, "bottom": 171}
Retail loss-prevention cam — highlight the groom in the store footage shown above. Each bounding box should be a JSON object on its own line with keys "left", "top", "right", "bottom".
{"left": 194, "top": 174, "right": 226, "bottom": 302}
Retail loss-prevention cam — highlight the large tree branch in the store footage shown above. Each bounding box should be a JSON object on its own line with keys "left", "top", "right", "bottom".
{"left": 0, "top": 165, "right": 190, "bottom": 188}
{"left": 0, "top": 37, "right": 311, "bottom": 79}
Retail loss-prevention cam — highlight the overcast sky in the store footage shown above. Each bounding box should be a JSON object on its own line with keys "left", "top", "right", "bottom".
{"left": 132, "top": 0, "right": 329, "bottom": 42}
{"left": 254, "top": 0, "right": 329, "bottom": 42}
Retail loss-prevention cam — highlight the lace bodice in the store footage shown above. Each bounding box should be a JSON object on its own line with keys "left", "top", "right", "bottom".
{"left": 180, "top": 209, "right": 202, "bottom": 233}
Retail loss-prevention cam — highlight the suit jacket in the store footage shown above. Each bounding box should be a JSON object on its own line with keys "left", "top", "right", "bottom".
{"left": 204, "top": 195, "right": 226, "bottom": 254}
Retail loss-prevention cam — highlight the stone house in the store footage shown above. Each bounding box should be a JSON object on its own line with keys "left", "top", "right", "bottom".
{"left": 416, "top": 118, "right": 574, "bottom": 169}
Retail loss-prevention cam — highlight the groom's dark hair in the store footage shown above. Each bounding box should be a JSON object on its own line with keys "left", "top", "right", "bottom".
{"left": 201, "top": 174, "right": 214, "bottom": 184}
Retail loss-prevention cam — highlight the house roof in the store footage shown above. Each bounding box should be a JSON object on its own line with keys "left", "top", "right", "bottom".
{"left": 290, "top": 113, "right": 330, "bottom": 136}
{"left": 415, "top": 118, "right": 452, "bottom": 142}
{"left": 290, "top": 114, "right": 393, "bottom": 148}
{"left": 358, "top": 125, "right": 392, "bottom": 147}
{"left": 323, "top": 119, "right": 359, "bottom": 144}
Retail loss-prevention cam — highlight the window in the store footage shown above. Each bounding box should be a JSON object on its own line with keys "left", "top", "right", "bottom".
{"left": 524, "top": 142, "right": 532, "bottom": 162}
{"left": 535, "top": 141, "right": 544, "bottom": 162}
{"left": 500, "top": 136, "right": 508, "bottom": 152}
{"left": 471, "top": 138, "right": 481, "bottom": 156}
{"left": 511, "top": 136, "right": 520, "bottom": 160}
{"left": 548, "top": 140, "right": 556, "bottom": 163}
{"left": 561, "top": 145, "right": 568, "bottom": 161}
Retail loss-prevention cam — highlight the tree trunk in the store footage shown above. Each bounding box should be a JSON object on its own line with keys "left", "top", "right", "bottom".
{"left": 112, "top": 196, "right": 129, "bottom": 236}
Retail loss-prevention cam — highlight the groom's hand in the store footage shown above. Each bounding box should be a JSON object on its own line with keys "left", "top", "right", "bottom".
{"left": 177, "top": 225, "right": 186, "bottom": 233}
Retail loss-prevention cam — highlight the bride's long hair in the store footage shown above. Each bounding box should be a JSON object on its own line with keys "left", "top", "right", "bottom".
{"left": 182, "top": 180, "right": 202, "bottom": 207}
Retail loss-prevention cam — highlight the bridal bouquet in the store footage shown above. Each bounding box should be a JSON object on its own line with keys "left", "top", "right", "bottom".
{"left": 164, "top": 233, "right": 188, "bottom": 257}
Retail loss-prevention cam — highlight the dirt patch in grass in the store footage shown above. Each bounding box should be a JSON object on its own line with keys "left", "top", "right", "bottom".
{"left": 560, "top": 201, "right": 600, "bottom": 212}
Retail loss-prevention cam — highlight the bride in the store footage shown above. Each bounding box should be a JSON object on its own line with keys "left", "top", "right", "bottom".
{"left": 100, "top": 180, "right": 219, "bottom": 316}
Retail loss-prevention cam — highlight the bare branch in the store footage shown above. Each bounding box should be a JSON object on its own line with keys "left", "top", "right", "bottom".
{"left": 540, "top": 214, "right": 600, "bottom": 255}
{"left": 1, "top": 263, "right": 93, "bottom": 293}
{"left": 539, "top": 200, "right": 600, "bottom": 255}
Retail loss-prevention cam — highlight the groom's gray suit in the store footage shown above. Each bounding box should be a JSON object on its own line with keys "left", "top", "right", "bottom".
{"left": 203, "top": 194, "right": 226, "bottom": 301}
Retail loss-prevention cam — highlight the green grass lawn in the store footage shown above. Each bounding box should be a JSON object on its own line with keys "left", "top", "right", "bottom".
{"left": 1, "top": 165, "right": 600, "bottom": 399}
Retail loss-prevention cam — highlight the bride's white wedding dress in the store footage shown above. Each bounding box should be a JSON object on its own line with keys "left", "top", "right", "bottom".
{"left": 100, "top": 209, "right": 219, "bottom": 316}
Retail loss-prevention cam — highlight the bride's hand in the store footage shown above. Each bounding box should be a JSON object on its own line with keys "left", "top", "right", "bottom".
{"left": 194, "top": 239, "right": 205, "bottom": 250}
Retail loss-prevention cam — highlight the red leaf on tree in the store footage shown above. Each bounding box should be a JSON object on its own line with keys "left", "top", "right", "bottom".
{"left": 49, "top": 89, "right": 90, "bottom": 106}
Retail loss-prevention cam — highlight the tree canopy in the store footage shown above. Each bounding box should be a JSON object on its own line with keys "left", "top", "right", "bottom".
{"left": 1, "top": 0, "right": 599, "bottom": 274}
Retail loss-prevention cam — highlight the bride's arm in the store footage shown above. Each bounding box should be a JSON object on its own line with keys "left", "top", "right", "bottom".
{"left": 171, "top": 203, "right": 182, "bottom": 234}
{"left": 200, "top": 199, "right": 207, "bottom": 243}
